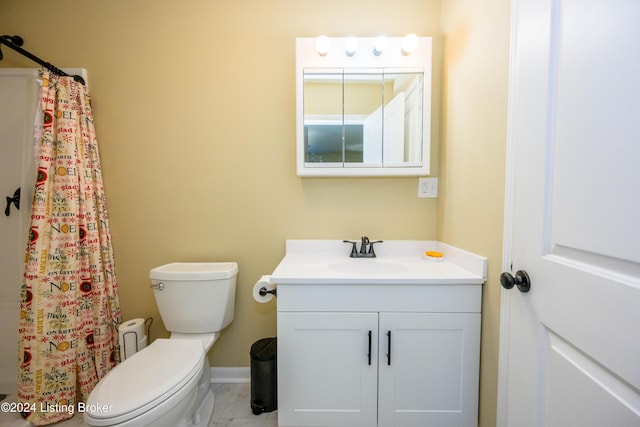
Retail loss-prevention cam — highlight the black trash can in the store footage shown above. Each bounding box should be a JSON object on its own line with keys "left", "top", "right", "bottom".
{"left": 250, "top": 337, "right": 277, "bottom": 415}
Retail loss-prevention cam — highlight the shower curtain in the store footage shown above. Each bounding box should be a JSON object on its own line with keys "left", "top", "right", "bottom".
{"left": 17, "top": 70, "right": 121, "bottom": 426}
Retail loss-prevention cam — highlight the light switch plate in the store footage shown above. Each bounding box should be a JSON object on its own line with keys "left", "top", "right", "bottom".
{"left": 418, "top": 177, "right": 438, "bottom": 198}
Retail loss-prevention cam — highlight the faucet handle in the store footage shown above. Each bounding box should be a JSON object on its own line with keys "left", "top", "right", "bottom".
{"left": 343, "top": 240, "right": 358, "bottom": 256}
{"left": 368, "top": 240, "right": 383, "bottom": 255}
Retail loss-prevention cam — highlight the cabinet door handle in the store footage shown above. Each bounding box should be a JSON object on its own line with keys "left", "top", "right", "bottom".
{"left": 367, "top": 330, "right": 372, "bottom": 365}
{"left": 386, "top": 331, "right": 392, "bottom": 366}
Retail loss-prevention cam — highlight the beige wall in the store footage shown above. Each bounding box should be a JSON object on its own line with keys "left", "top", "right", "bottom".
{"left": 0, "top": 0, "right": 441, "bottom": 360}
{"left": 439, "top": 1, "right": 511, "bottom": 426}
{"left": 1, "top": 1, "right": 510, "bottom": 426}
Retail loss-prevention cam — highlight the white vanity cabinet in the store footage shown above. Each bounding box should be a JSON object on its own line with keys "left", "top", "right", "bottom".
{"left": 278, "top": 311, "right": 379, "bottom": 426}
{"left": 276, "top": 282, "right": 482, "bottom": 427}
{"left": 270, "top": 240, "right": 487, "bottom": 427}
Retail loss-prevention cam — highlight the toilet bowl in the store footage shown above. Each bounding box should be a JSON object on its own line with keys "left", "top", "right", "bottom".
{"left": 83, "top": 339, "right": 205, "bottom": 426}
{"left": 84, "top": 262, "right": 238, "bottom": 427}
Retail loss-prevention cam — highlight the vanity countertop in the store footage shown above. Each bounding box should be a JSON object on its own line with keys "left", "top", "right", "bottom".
{"left": 270, "top": 240, "right": 487, "bottom": 285}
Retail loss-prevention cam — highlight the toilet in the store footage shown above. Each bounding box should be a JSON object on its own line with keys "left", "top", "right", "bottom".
{"left": 84, "top": 262, "right": 238, "bottom": 427}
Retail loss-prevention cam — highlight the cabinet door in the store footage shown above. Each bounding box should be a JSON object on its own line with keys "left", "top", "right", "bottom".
{"left": 278, "top": 312, "right": 378, "bottom": 427}
{"left": 378, "top": 313, "right": 481, "bottom": 427}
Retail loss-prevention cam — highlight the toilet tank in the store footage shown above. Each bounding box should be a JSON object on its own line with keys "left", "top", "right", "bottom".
{"left": 149, "top": 262, "right": 238, "bottom": 333}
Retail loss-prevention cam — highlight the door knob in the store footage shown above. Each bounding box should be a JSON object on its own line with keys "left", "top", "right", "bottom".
{"left": 500, "top": 270, "right": 531, "bottom": 293}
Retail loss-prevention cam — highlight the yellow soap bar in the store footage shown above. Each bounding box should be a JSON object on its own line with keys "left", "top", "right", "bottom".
{"left": 425, "top": 251, "right": 444, "bottom": 258}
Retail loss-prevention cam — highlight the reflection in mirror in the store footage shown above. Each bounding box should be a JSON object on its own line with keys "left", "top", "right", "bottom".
{"left": 345, "top": 72, "right": 383, "bottom": 165}
{"left": 393, "top": 72, "right": 424, "bottom": 164}
{"left": 303, "top": 71, "right": 423, "bottom": 167}
{"left": 303, "top": 73, "right": 345, "bottom": 163}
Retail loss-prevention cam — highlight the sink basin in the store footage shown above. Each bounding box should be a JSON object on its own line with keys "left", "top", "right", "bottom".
{"left": 269, "top": 240, "right": 488, "bottom": 285}
{"left": 329, "top": 260, "right": 409, "bottom": 275}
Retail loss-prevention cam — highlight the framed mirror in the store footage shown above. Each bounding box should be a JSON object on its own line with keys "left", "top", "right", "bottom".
{"left": 296, "top": 37, "right": 432, "bottom": 177}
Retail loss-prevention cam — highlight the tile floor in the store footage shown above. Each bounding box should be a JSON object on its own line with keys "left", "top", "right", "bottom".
{"left": 211, "top": 383, "right": 277, "bottom": 427}
{"left": 0, "top": 383, "right": 278, "bottom": 427}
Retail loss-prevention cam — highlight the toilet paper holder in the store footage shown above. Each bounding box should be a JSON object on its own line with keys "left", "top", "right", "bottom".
{"left": 259, "top": 287, "right": 277, "bottom": 297}
{"left": 118, "top": 317, "right": 153, "bottom": 361}
{"left": 122, "top": 330, "right": 142, "bottom": 353}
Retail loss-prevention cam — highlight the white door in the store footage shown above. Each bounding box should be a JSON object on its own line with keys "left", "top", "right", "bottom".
{"left": 382, "top": 92, "right": 405, "bottom": 165}
{"left": 378, "top": 312, "right": 481, "bottom": 427}
{"left": 363, "top": 104, "right": 383, "bottom": 164}
{"left": 498, "top": 0, "right": 640, "bottom": 426}
{"left": 277, "top": 312, "right": 379, "bottom": 427}
{"left": 363, "top": 92, "right": 406, "bottom": 165}
{"left": 403, "top": 77, "right": 422, "bottom": 163}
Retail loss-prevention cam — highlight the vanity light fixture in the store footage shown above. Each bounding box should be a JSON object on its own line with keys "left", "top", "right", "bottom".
{"left": 373, "top": 36, "right": 388, "bottom": 56}
{"left": 313, "top": 34, "right": 423, "bottom": 57}
{"left": 344, "top": 37, "right": 358, "bottom": 56}
{"left": 401, "top": 33, "right": 419, "bottom": 55}
{"left": 315, "top": 35, "right": 331, "bottom": 56}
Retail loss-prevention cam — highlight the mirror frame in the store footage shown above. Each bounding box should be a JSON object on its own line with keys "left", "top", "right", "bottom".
{"left": 296, "top": 36, "right": 432, "bottom": 177}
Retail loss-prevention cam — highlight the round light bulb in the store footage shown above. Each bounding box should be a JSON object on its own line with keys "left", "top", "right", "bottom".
{"left": 402, "top": 34, "right": 419, "bottom": 55}
{"left": 315, "top": 35, "right": 331, "bottom": 56}
{"left": 344, "top": 37, "right": 358, "bottom": 57}
{"left": 373, "top": 36, "right": 388, "bottom": 56}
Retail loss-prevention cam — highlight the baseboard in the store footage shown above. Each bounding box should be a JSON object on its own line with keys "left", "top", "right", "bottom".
{"left": 210, "top": 367, "right": 250, "bottom": 383}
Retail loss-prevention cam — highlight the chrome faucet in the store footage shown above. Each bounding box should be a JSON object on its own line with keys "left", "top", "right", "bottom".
{"left": 343, "top": 236, "right": 383, "bottom": 258}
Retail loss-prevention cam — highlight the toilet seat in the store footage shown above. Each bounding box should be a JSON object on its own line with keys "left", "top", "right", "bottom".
{"left": 84, "top": 339, "right": 204, "bottom": 425}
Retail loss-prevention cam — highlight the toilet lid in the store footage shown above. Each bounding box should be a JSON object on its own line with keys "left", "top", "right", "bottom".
{"left": 86, "top": 339, "right": 204, "bottom": 421}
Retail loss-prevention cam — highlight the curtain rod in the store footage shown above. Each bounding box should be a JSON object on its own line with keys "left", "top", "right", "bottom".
{"left": 0, "top": 35, "right": 85, "bottom": 84}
